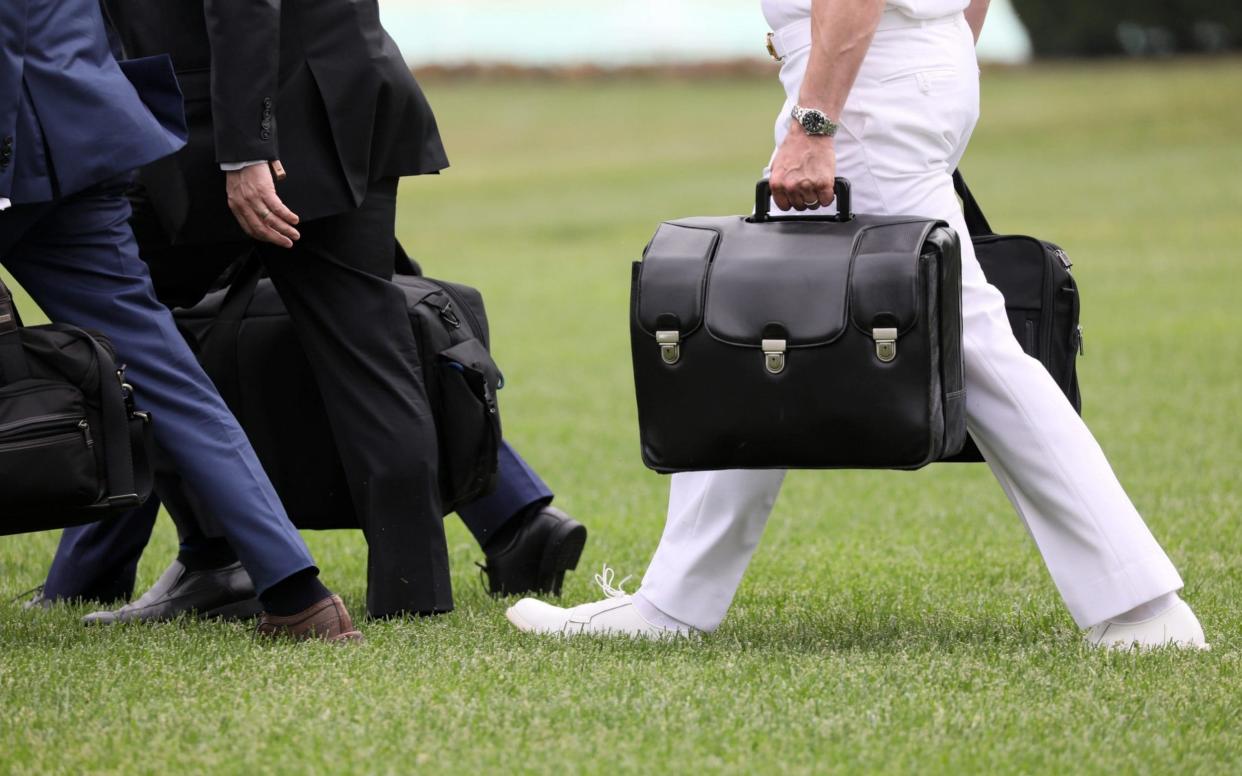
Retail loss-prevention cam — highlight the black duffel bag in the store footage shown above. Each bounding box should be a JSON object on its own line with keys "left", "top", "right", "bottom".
{"left": 172, "top": 246, "right": 503, "bottom": 526}
{"left": 631, "top": 179, "right": 967, "bottom": 472}
{"left": 0, "top": 279, "right": 153, "bottom": 535}
{"left": 945, "top": 170, "right": 1084, "bottom": 462}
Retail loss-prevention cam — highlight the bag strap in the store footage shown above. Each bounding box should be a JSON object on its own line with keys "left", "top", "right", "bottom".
{"left": 195, "top": 251, "right": 263, "bottom": 412}
{"left": 217, "top": 252, "right": 265, "bottom": 324}
{"left": 87, "top": 335, "right": 142, "bottom": 507}
{"left": 125, "top": 410, "right": 154, "bottom": 506}
{"left": 0, "top": 277, "right": 32, "bottom": 383}
{"left": 952, "top": 169, "right": 994, "bottom": 237}
{"left": 394, "top": 240, "right": 421, "bottom": 277}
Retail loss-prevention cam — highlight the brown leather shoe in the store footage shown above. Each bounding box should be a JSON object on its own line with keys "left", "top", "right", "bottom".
{"left": 255, "top": 594, "right": 364, "bottom": 643}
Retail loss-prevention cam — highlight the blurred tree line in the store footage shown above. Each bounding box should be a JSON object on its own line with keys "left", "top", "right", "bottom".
{"left": 1015, "top": 1, "right": 1239, "bottom": 56}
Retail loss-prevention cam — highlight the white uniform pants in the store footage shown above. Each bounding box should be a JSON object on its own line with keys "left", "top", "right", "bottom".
{"left": 637, "top": 11, "right": 1183, "bottom": 631}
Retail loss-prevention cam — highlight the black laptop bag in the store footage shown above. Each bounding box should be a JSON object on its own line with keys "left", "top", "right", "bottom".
{"left": 631, "top": 179, "right": 967, "bottom": 472}
{"left": 172, "top": 247, "right": 502, "bottom": 527}
{"left": 1, "top": 280, "right": 153, "bottom": 535}
{"left": 945, "top": 170, "right": 1084, "bottom": 462}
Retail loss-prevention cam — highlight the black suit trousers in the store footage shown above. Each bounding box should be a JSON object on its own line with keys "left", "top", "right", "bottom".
{"left": 255, "top": 177, "right": 451, "bottom": 616}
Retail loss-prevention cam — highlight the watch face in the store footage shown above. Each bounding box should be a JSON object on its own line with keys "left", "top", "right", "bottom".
{"left": 801, "top": 110, "right": 828, "bottom": 134}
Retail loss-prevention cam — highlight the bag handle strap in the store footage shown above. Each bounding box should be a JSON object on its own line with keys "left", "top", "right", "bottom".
{"left": 216, "top": 251, "right": 265, "bottom": 324}
{"left": 952, "top": 169, "right": 994, "bottom": 237}
{"left": 194, "top": 249, "right": 264, "bottom": 413}
{"left": 124, "top": 409, "right": 154, "bottom": 507}
{"left": 394, "top": 240, "right": 421, "bottom": 277}
{"left": 0, "top": 276, "right": 32, "bottom": 383}
{"left": 87, "top": 336, "right": 141, "bottom": 507}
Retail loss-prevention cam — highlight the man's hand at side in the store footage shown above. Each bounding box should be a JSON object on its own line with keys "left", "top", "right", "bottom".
{"left": 225, "top": 163, "right": 300, "bottom": 248}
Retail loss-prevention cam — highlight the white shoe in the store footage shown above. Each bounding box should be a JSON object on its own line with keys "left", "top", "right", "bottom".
{"left": 1084, "top": 600, "right": 1209, "bottom": 651}
{"left": 506, "top": 566, "right": 692, "bottom": 638}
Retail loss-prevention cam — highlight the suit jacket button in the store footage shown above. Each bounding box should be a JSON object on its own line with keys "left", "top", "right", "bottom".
{"left": 260, "top": 130, "right": 271, "bottom": 141}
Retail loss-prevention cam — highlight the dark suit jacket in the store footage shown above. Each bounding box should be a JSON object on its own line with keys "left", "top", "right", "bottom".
{"left": 0, "top": 0, "right": 185, "bottom": 204}
{"left": 106, "top": 0, "right": 449, "bottom": 244}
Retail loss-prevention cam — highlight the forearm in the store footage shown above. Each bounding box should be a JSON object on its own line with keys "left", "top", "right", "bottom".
{"left": 796, "top": 0, "right": 885, "bottom": 119}
{"left": 965, "top": 0, "right": 991, "bottom": 43}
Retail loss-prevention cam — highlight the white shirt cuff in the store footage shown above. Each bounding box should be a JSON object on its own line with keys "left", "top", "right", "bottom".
{"left": 0, "top": 197, "right": 11, "bottom": 211}
{"left": 220, "top": 160, "right": 267, "bottom": 172}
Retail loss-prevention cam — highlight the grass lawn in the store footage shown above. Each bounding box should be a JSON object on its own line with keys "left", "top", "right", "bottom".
{"left": 2, "top": 58, "right": 1241, "bottom": 774}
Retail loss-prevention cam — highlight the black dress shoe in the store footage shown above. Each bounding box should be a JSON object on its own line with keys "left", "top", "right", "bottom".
{"left": 480, "top": 506, "right": 587, "bottom": 597}
{"left": 82, "top": 560, "right": 262, "bottom": 625}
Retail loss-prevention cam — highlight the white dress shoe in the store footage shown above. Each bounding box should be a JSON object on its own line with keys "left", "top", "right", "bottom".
{"left": 1084, "top": 600, "right": 1209, "bottom": 651}
{"left": 506, "top": 566, "right": 692, "bottom": 638}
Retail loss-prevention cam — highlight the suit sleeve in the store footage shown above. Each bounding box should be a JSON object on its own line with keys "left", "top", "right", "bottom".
{"left": 0, "top": 0, "right": 27, "bottom": 198}
{"left": 203, "top": 0, "right": 280, "bottom": 164}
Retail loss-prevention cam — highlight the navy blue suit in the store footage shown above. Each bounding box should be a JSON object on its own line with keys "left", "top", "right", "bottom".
{"left": 0, "top": 0, "right": 183, "bottom": 204}
{"left": 1, "top": 0, "right": 315, "bottom": 594}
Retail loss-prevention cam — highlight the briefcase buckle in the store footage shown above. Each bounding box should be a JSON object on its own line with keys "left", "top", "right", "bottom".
{"left": 873, "top": 327, "right": 898, "bottom": 363}
{"left": 656, "top": 330, "right": 681, "bottom": 365}
{"left": 762, "top": 338, "right": 786, "bottom": 374}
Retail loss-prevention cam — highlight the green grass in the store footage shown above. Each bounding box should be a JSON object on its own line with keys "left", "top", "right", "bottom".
{"left": 3, "top": 58, "right": 1242, "bottom": 774}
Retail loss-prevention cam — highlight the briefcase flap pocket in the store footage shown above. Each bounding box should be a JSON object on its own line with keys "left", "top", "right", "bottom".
{"left": 703, "top": 236, "right": 852, "bottom": 346}
{"left": 635, "top": 223, "right": 718, "bottom": 335}
{"left": 848, "top": 250, "right": 922, "bottom": 336}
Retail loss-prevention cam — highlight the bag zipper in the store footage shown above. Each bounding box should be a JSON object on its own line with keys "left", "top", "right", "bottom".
{"left": 0, "top": 413, "right": 90, "bottom": 443}
{"left": 0, "top": 415, "right": 92, "bottom": 450}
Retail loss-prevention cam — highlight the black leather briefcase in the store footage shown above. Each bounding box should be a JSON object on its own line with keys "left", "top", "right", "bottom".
{"left": 631, "top": 179, "right": 967, "bottom": 472}
{"left": 944, "top": 170, "right": 1084, "bottom": 462}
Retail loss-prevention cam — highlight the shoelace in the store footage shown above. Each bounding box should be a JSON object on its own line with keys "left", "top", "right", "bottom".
{"left": 10, "top": 584, "right": 44, "bottom": 604}
{"left": 593, "top": 564, "right": 632, "bottom": 599}
{"left": 475, "top": 561, "right": 493, "bottom": 595}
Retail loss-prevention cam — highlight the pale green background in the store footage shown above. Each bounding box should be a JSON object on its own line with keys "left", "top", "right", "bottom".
{"left": 377, "top": 0, "right": 1033, "bottom": 65}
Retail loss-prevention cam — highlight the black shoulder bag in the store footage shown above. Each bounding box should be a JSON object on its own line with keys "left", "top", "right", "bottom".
{"left": 946, "top": 170, "right": 1085, "bottom": 462}
{"left": 0, "top": 278, "right": 154, "bottom": 535}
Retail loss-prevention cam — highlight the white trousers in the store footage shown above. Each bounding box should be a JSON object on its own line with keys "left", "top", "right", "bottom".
{"left": 637, "top": 12, "right": 1182, "bottom": 631}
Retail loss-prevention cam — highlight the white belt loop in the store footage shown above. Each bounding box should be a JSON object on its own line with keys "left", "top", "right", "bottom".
{"left": 765, "top": 9, "right": 960, "bottom": 61}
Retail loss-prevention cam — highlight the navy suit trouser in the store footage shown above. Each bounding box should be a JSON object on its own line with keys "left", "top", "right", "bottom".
{"left": 42, "top": 440, "right": 553, "bottom": 601}
{"left": 0, "top": 178, "right": 315, "bottom": 594}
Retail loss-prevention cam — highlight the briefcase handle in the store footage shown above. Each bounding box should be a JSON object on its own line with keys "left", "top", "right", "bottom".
{"left": 750, "top": 177, "right": 852, "bottom": 223}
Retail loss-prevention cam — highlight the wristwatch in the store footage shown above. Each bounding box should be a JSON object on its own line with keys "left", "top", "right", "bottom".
{"left": 791, "top": 105, "right": 839, "bottom": 137}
